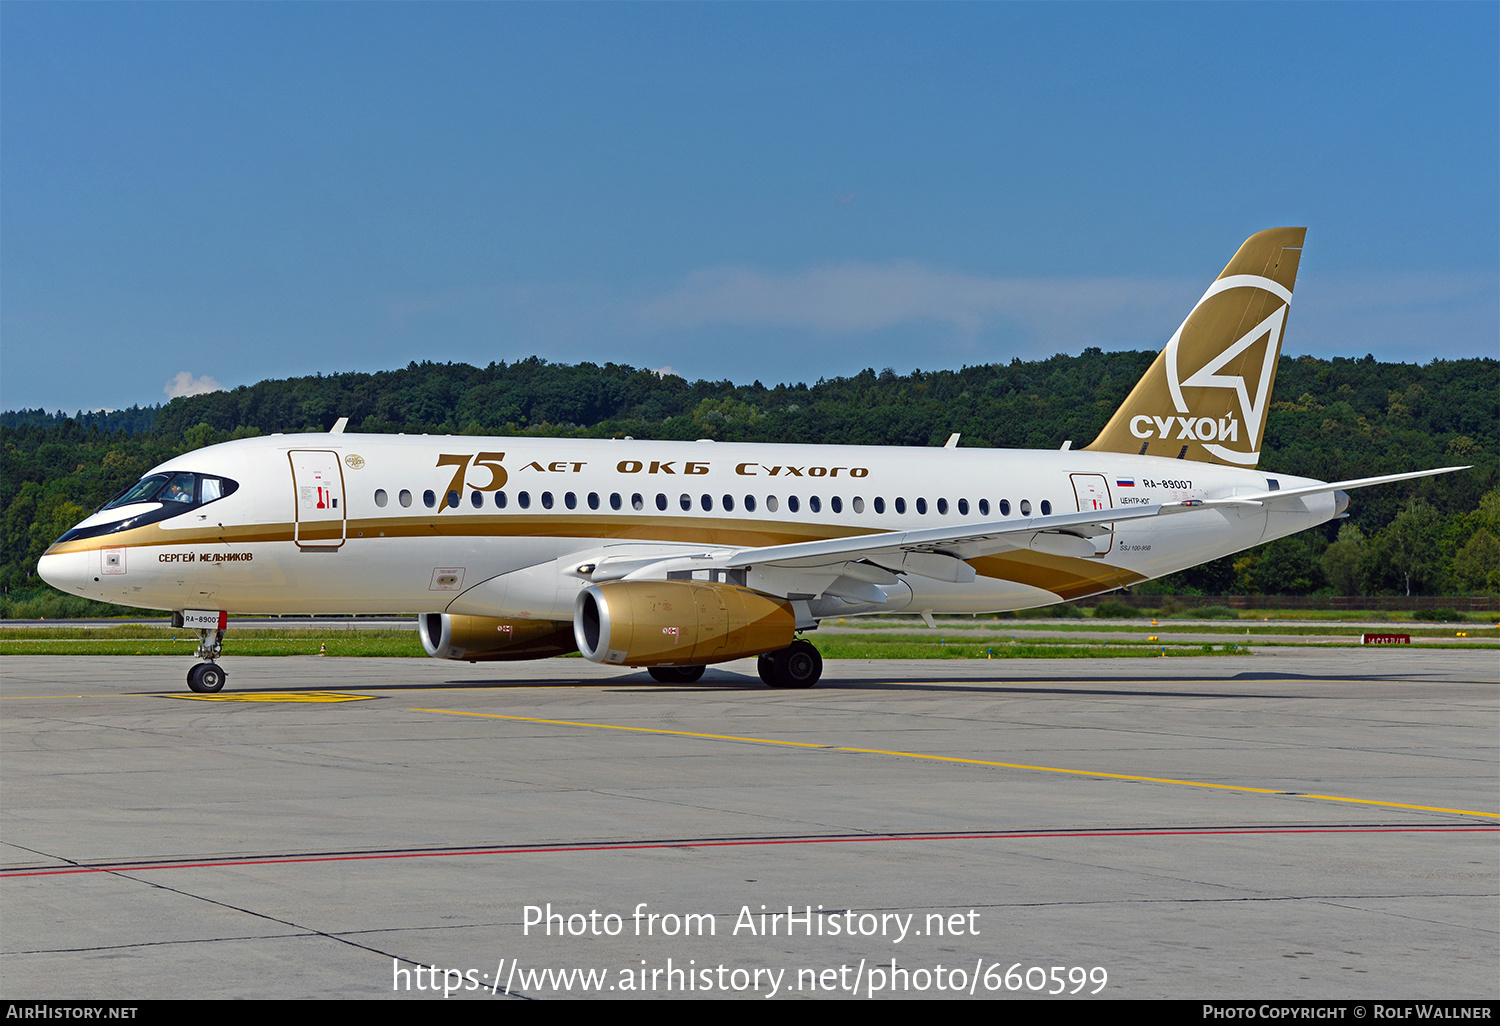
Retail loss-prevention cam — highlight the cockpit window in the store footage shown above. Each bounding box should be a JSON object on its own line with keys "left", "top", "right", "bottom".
{"left": 159, "top": 474, "right": 197, "bottom": 504}
{"left": 56, "top": 472, "right": 241, "bottom": 546}
{"left": 103, "top": 472, "right": 238, "bottom": 511}
{"left": 106, "top": 474, "right": 173, "bottom": 508}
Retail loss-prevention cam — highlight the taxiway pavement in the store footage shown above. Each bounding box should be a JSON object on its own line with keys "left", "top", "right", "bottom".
{"left": 2, "top": 651, "right": 1495, "bottom": 999}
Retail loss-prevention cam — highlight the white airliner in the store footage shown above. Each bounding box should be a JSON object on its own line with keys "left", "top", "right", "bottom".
{"left": 38, "top": 229, "right": 1463, "bottom": 692}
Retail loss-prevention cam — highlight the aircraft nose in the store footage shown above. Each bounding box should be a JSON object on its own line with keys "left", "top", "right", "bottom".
{"left": 38, "top": 549, "right": 88, "bottom": 595}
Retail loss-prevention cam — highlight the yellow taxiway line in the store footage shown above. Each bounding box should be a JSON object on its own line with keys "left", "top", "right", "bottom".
{"left": 413, "top": 707, "right": 1498, "bottom": 820}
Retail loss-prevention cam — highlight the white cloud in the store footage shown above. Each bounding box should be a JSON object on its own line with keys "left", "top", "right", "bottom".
{"left": 376, "top": 263, "right": 1497, "bottom": 376}
{"left": 630, "top": 263, "right": 1499, "bottom": 360}
{"left": 633, "top": 263, "right": 1199, "bottom": 347}
{"left": 164, "top": 372, "right": 224, "bottom": 398}
{"left": 1283, "top": 270, "right": 1498, "bottom": 359}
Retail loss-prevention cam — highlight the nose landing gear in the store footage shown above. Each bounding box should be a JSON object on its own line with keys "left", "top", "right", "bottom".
{"left": 179, "top": 614, "right": 228, "bottom": 693}
{"left": 187, "top": 661, "right": 227, "bottom": 693}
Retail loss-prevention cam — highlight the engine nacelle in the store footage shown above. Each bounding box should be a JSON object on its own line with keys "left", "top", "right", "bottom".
{"left": 574, "top": 580, "right": 796, "bottom": 666}
{"left": 418, "top": 614, "right": 578, "bottom": 661}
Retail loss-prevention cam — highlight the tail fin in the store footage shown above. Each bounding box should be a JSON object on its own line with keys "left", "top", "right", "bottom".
{"left": 1085, "top": 227, "right": 1305, "bottom": 467}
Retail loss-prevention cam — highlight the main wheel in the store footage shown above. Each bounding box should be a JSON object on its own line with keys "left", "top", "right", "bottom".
{"left": 757, "top": 653, "right": 777, "bottom": 686}
{"left": 648, "top": 665, "right": 705, "bottom": 684}
{"left": 187, "top": 662, "right": 226, "bottom": 694}
{"left": 764, "top": 640, "right": 822, "bottom": 689}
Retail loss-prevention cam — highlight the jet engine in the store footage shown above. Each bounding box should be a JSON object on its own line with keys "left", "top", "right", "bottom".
{"left": 418, "top": 614, "right": 578, "bottom": 661}
{"left": 574, "top": 580, "right": 795, "bottom": 667}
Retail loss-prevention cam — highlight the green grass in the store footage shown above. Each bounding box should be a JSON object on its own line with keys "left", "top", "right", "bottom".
{"left": 2, "top": 622, "right": 1491, "bottom": 658}
{"left": 0, "top": 625, "right": 1249, "bottom": 659}
{"left": 806, "top": 635, "right": 1249, "bottom": 659}
{"left": 822, "top": 618, "right": 1494, "bottom": 638}
{"left": 0, "top": 626, "right": 425, "bottom": 657}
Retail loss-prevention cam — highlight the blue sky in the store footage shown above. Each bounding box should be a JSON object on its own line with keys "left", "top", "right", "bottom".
{"left": 3, "top": 3, "right": 1495, "bottom": 413}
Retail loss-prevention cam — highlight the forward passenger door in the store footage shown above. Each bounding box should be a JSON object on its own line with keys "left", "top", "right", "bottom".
{"left": 289, "top": 450, "right": 346, "bottom": 549}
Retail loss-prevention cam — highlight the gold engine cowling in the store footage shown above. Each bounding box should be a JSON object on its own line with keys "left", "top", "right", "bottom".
{"left": 418, "top": 614, "right": 578, "bottom": 661}
{"left": 574, "top": 580, "right": 795, "bottom": 666}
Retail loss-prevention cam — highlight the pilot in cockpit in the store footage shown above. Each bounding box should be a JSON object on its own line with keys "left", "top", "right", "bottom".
{"left": 160, "top": 476, "right": 196, "bottom": 504}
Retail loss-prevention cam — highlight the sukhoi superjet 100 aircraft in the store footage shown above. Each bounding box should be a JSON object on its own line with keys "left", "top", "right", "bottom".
{"left": 39, "top": 229, "right": 1465, "bottom": 692}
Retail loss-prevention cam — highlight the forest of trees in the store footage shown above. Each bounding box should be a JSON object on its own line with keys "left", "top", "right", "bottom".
{"left": 3, "top": 351, "right": 1495, "bottom": 616}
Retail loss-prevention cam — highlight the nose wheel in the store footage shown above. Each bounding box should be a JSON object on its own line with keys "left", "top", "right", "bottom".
{"left": 187, "top": 662, "right": 227, "bottom": 693}
{"left": 183, "top": 620, "right": 228, "bottom": 693}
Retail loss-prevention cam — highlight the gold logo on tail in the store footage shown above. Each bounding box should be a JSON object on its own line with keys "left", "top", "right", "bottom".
{"left": 1086, "top": 227, "right": 1305, "bottom": 467}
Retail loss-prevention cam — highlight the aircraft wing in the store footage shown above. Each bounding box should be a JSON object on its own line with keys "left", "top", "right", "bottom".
{"left": 605, "top": 464, "right": 1468, "bottom": 586}
{"left": 716, "top": 504, "right": 1162, "bottom": 570}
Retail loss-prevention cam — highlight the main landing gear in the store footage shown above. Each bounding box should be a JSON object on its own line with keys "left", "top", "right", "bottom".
{"left": 643, "top": 639, "right": 825, "bottom": 689}
{"left": 186, "top": 625, "right": 228, "bottom": 694}
{"left": 758, "top": 639, "right": 823, "bottom": 689}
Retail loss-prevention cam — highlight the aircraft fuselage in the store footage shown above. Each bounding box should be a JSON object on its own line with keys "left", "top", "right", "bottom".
{"left": 39, "top": 433, "right": 1333, "bottom": 618}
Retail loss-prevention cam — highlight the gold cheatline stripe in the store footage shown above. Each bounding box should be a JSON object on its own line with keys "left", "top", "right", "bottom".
{"left": 44, "top": 512, "right": 1146, "bottom": 594}
{"left": 413, "top": 708, "right": 1498, "bottom": 820}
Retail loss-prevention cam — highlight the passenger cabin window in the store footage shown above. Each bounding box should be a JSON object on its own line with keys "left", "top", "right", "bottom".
{"left": 399, "top": 490, "right": 413, "bottom": 508}
{"left": 1040, "top": 500, "right": 1052, "bottom": 515}
{"left": 999, "top": 499, "right": 1010, "bottom": 516}
{"left": 809, "top": 496, "right": 821, "bottom": 513}
{"left": 874, "top": 497, "right": 885, "bottom": 514}
{"left": 895, "top": 498, "right": 907, "bottom": 514}
{"left": 979, "top": 499, "right": 990, "bottom": 516}
{"left": 1020, "top": 499, "right": 1032, "bottom": 516}
{"left": 374, "top": 489, "right": 389, "bottom": 508}
{"left": 423, "top": 490, "right": 437, "bottom": 509}
{"left": 518, "top": 491, "right": 531, "bottom": 509}
{"left": 495, "top": 491, "right": 508, "bottom": 509}
{"left": 541, "top": 492, "right": 554, "bottom": 509}
{"left": 788, "top": 496, "right": 800, "bottom": 513}
{"left": 744, "top": 495, "right": 757, "bottom": 512}
{"left": 470, "top": 490, "right": 483, "bottom": 508}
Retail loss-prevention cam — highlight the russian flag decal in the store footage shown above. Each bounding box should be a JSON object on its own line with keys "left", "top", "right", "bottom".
{"left": 1116, "top": 478, "right": 1135, "bottom": 487}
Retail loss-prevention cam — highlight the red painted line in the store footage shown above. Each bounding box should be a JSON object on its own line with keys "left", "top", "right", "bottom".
{"left": 3, "top": 826, "right": 1492, "bottom": 879}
